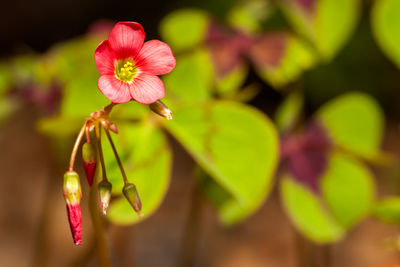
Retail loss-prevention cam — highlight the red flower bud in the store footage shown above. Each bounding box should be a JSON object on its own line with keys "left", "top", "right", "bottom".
{"left": 63, "top": 171, "right": 82, "bottom": 245}
{"left": 65, "top": 203, "right": 82, "bottom": 245}
{"left": 149, "top": 100, "right": 173, "bottom": 120}
{"left": 82, "top": 142, "right": 97, "bottom": 186}
{"left": 123, "top": 183, "right": 142, "bottom": 214}
{"left": 100, "top": 119, "right": 119, "bottom": 134}
{"left": 98, "top": 180, "right": 112, "bottom": 215}
{"left": 108, "top": 123, "right": 118, "bottom": 134}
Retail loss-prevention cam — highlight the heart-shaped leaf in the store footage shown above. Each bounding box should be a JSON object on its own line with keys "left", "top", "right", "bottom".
{"left": 321, "top": 152, "right": 375, "bottom": 228}
{"left": 280, "top": 175, "right": 345, "bottom": 243}
{"left": 280, "top": 0, "right": 361, "bottom": 60}
{"left": 372, "top": 0, "right": 400, "bottom": 68}
{"left": 164, "top": 49, "right": 214, "bottom": 104}
{"left": 160, "top": 9, "right": 210, "bottom": 52}
{"left": 165, "top": 101, "right": 279, "bottom": 224}
{"left": 316, "top": 92, "right": 384, "bottom": 160}
{"left": 251, "top": 33, "right": 316, "bottom": 88}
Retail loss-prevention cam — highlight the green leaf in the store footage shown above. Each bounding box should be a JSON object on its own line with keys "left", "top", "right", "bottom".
{"left": 165, "top": 101, "right": 279, "bottom": 224}
{"left": 316, "top": 92, "right": 384, "bottom": 159}
{"left": 321, "top": 152, "right": 375, "bottom": 228}
{"left": 61, "top": 74, "right": 109, "bottom": 119}
{"left": 164, "top": 49, "right": 214, "bottom": 104}
{"left": 280, "top": 0, "right": 361, "bottom": 60}
{"left": 160, "top": 9, "right": 210, "bottom": 52}
{"left": 105, "top": 122, "right": 172, "bottom": 225}
{"left": 372, "top": 0, "right": 400, "bottom": 68}
{"left": 373, "top": 197, "right": 400, "bottom": 224}
{"left": 49, "top": 36, "right": 109, "bottom": 119}
{"left": 215, "top": 64, "right": 248, "bottom": 97}
{"left": 255, "top": 34, "right": 316, "bottom": 87}
{"left": 275, "top": 91, "right": 304, "bottom": 132}
{"left": 227, "top": 0, "right": 272, "bottom": 33}
{"left": 280, "top": 176, "right": 345, "bottom": 243}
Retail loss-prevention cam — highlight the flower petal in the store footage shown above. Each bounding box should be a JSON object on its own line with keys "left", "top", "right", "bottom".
{"left": 94, "top": 40, "right": 116, "bottom": 75}
{"left": 135, "top": 40, "right": 176, "bottom": 75}
{"left": 66, "top": 203, "right": 82, "bottom": 245}
{"left": 130, "top": 73, "right": 165, "bottom": 104}
{"left": 98, "top": 75, "right": 132, "bottom": 103}
{"left": 109, "top": 22, "right": 145, "bottom": 59}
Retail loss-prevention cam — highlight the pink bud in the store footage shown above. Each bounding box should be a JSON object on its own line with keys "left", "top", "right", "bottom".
{"left": 82, "top": 142, "right": 97, "bottom": 186}
{"left": 66, "top": 203, "right": 82, "bottom": 245}
{"left": 63, "top": 171, "right": 83, "bottom": 245}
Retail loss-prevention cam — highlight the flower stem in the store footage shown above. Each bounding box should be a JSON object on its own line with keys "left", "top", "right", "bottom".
{"left": 68, "top": 122, "right": 87, "bottom": 171}
{"left": 104, "top": 102, "right": 118, "bottom": 115}
{"left": 89, "top": 182, "right": 111, "bottom": 267}
{"left": 95, "top": 123, "right": 107, "bottom": 181}
{"left": 177, "top": 172, "right": 204, "bottom": 267}
{"left": 104, "top": 127, "right": 129, "bottom": 185}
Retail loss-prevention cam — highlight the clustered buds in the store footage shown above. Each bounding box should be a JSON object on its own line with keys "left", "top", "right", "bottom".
{"left": 82, "top": 142, "right": 97, "bottom": 186}
{"left": 63, "top": 171, "right": 82, "bottom": 245}
{"left": 63, "top": 101, "right": 169, "bottom": 245}
{"left": 149, "top": 100, "right": 173, "bottom": 120}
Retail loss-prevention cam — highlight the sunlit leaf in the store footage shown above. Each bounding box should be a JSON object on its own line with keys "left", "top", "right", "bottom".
{"left": 372, "top": 0, "right": 400, "bottom": 68}
{"left": 164, "top": 49, "right": 214, "bottom": 104}
{"left": 160, "top": 9, "right": 210, "bottom": 52}
{"left": 373, "top": 197, "right": 400, "bottom": 224}
{"left": 61, "top": 75, "right": 109, "bottom": 119}
{"left": 321, "top": 152, "right": 375, "bottom": 228}
{"left": 165, "top": 101, "right": 279, "bottom": 224}
{"left": 280, "top": 175, "right": 345, "bottom": 243}
{"left": 105, "top": 122, "right": 172, "bottom": 225}
{"left": 280, "top": 0, "right": 361, "bottom": 60}
{"left": 275, "top": 91, "right": 303, "bottom": 132}
{"left": 316, "top": 92, "right": 384, "bottom": 159}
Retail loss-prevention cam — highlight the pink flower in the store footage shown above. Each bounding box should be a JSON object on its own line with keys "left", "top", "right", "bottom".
{"left": 94, "top": 22, "right": 176, "bottom": 104}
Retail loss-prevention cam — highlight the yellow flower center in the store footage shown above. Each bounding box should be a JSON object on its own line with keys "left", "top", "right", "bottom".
{"left": 115, "top": 60, "right": 137, "bottom": 82}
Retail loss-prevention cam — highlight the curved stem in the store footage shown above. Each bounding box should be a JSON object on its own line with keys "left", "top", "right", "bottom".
{"left": 104, "top": 128, "right": 129, "bottom": 185}
{"left": 95, "top": 123, "right": 107, "bottom": 181}
{"left": 104, "top": 102, "right": 118, "bottom": 115}
{"left": 68, "top": 122, "right": 87, "bottom": 171}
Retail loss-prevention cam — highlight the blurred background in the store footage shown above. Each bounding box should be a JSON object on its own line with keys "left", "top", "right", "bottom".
{"left": 2, "top": 0, "right": 400, "bottom": 266}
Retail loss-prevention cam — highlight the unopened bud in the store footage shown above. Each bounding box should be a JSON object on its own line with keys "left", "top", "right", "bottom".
{"left": 98, "top": 180, "right": 112, "bottom": 215}
{"left": 123, "top": 183, "right": 142, "bottom": 214}
{"left": 100, "top": 119, "right": 119, "bottom": 134}
{"left": 82, "top": 142, "right": 96, "bottom": 186}
{"left": 63, "top": 171, "right": 82, "bottom": 204}
{"left": 109, "top": 123, "right": 118, "bottom": 134}
{"left": 66, "top": 203, "right": 82, "bottom": 245}
{"left": 63, "top": 171, "right": 82, "bottom": 245}
{"left": 149, "top": 100, "right": 173, "bottom": 120}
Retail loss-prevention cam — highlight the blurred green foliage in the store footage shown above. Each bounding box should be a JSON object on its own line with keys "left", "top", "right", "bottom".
{"left": 0, "top": 0, "right": 398, "bottom": 244}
